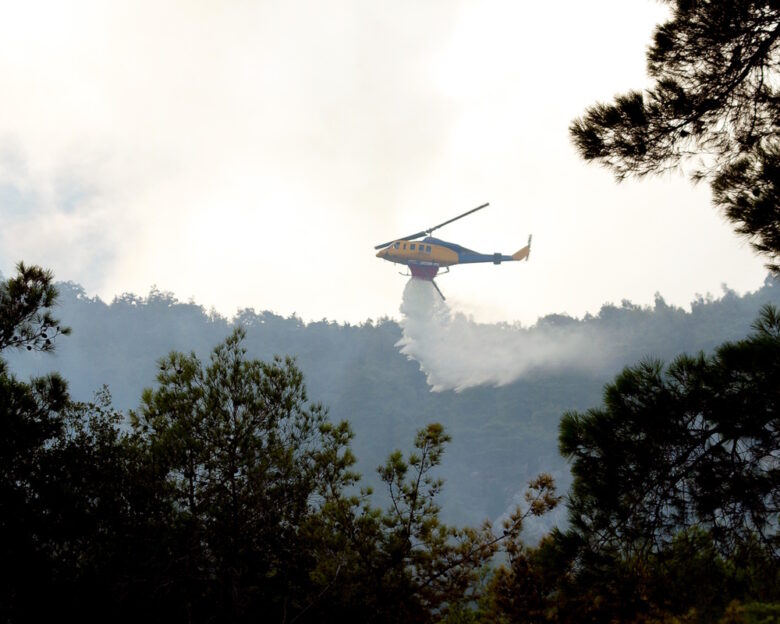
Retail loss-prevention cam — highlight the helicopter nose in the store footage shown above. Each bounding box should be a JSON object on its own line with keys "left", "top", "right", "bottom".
{"left": 376, "top": 249, "right": 386, "bottom": 258}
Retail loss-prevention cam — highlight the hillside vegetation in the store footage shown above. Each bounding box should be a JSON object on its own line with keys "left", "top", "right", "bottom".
{"left": 7, "top": 276, "right": 779, "bottom": 529}
{"left": 2, "top": 265, "right": 779, "bottom": 622}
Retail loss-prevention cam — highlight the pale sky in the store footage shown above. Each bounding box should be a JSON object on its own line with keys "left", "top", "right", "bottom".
{"left": 0, "top": 0, "right": 769, "bottom": 325}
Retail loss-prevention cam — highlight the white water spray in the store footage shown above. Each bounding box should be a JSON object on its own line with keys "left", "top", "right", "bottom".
{"left": 397, "top": 279, "right": 607, "bottom": 391}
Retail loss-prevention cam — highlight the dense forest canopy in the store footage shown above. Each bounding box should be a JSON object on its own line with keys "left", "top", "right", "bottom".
{"left": 4, "top": 274, "right": 779, "bottom": 531}
{"left": 2, "top": 263, "right": 778, "bottom": 622}
{"left": 0, "top": 265, "right": 560, "bottom": 622}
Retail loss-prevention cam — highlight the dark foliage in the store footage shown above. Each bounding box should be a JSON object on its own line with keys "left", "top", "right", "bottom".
{"left": 480, "top": 526, "right": 780, "bottom": 623}
{"left": 559, "top": 304, "right": 780, "bottom": 561}
{"left": 0, "top": 261, "right": 70, "bottom": 352}
{"left": 129, "top": 327, "right": 362, "bottom": 621}
{"left": 713, "top": 143, "right": 780, "bottom": 271}
{"left": 0, "top": 264, "right": 559, "bottom": 623}
{"left": 4, "top": 263, "right": 780, "bottom": 622}
{"left": 489, "top": 304, "right": 780, "bottom": 623}
{"left": 474, "top": 306, "right": 780, "bottom": 623}
{"left": 7, "top": 277, "right": 779, "bottom": 532}
{"left": 570, "top": 1, "right": 780, "bottom": 270}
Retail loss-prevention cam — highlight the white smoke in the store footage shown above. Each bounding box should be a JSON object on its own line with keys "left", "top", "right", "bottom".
{"left": 397, "top": 279, "right": 607, "bottom": 391}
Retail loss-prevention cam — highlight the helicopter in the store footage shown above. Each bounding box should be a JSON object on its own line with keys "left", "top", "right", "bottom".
{"left": 374, "top": 202, "right": 531, "bottom": 299}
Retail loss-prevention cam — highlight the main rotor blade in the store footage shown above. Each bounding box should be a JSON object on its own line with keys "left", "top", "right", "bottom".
{"left": 374, "top": 231, "right": 427, "bottom": 250}
{"left": 426, "top": 202, "right": 489, "bottom": 235}
{"left": 373, "top": 202, "right": 489, "bottom": 249}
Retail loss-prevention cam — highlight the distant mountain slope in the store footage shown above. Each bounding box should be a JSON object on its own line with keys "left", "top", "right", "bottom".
{"left": 6, "top": 277, "right": 779, "bottom": 528}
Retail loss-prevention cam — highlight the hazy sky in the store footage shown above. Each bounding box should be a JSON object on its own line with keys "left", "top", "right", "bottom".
{"left": 0, "top": 0, "right": 769, "bottom": 324}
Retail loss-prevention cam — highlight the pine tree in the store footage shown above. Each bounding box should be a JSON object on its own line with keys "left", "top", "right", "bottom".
{"left": 570, "top": 1, "right": 780, "bottom": 270}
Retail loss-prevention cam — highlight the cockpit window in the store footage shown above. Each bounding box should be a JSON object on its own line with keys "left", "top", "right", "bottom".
{"left": 410, "top": 244, "right": 416, "bottom": 250}
{"left": 426, "top": 245, "right": 432, "bottom": 252}
{"left": 394, "top": 242, "right": 400, "bottom": 249}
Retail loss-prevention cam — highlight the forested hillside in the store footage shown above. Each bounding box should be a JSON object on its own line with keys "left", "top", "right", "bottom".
{"left": 3, "top": 264, "right": 779, "bottom": 622}
{"left": 7, "top": 275, "right": 779, "bottom": 528}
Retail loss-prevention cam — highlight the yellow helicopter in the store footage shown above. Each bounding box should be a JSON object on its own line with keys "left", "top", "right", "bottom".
{"left": 375, "top": 202, "right": 531, "bottom": 299}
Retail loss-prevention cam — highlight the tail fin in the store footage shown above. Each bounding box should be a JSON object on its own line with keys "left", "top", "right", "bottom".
{"left": 512, "top": 234, "right": 532, "bottom": 261}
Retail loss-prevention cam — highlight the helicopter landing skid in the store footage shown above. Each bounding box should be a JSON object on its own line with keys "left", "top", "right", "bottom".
{"left": 431, "top": 279, "right": 446, "bottom": 301}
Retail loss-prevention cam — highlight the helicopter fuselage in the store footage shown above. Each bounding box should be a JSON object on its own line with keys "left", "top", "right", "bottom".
{"left": 376, "top": 236, "right": 523, "bottom": 280}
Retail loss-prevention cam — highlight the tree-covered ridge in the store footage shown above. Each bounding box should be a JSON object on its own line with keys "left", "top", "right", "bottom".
{"left": 0, "top": 265, "right": 559, "bottom": 622}
{"left": 4, "top": 276, "right": 779, "bottom": 531}
{"left": 2, "top": 264, "right": 778, "bottom": 621}
{"left": 12, "top": 277, "right": 777, "bottom": 411}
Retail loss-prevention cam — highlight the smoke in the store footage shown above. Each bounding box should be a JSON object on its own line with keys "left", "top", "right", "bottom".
{"left": 397, "top": 279, "right": 607, "bottom": 391}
